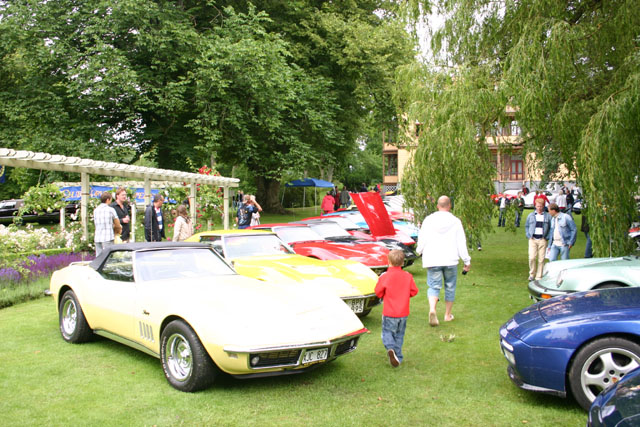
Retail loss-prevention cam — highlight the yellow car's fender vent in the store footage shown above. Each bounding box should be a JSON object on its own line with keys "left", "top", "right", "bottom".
{"left": 249, "top": 349, "right": 301, "bottom": 368}
{"left": 138, "top": 322, "right": 155, "bottom": 343}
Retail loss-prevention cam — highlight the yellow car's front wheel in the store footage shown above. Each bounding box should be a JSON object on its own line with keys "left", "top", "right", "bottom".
{"left": 160, "top": 320, "right": 217, "bottom": 392}
{"left": 59, "top": 290, "right": 93, "bottom": 343}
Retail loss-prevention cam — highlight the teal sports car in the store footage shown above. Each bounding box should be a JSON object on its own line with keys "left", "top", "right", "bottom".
{"left": 528, "top": 255, "right": 640, "bottom": 301}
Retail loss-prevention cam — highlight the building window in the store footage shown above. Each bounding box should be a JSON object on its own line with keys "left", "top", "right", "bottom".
{"left": 510, "top": 120, "right": 520, "bottom": 136}
{"left": 384, "top": 154, "right": 398, "bottom": 177}
{"left": 510, "top": 158, "right": 523, "bottom": 181}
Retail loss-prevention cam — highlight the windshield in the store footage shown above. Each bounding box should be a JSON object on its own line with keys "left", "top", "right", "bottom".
{"left": 341, "top": 212, "right": 366, "bottom": 225}
{"left": 321, "top": 217, "right": 359, "bottom": 230}
{"left": 224, "top": 234, "right": 294, "bottom": 258}
{"left": 135, "top": 248, "right": 234, "bottom": 281}
{"left": 274, "top": 226, "right": 324, "bottom": 244}
{"left": 307, "top": 222, "right": 352, "bottom": 238}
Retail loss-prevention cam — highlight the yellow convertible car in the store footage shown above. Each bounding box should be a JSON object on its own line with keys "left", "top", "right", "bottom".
{"left": 186, "top": 230, "right": 381, "bottom": 317}
{"left": 50, "top": 242, "right": 368, "bottom": 392}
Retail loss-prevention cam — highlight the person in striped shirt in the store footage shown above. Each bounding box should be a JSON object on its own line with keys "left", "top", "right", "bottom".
{"left": 525, "top": 198, "right": 552, "bottom": 281}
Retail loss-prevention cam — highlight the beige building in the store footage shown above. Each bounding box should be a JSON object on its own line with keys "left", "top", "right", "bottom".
{"left": 382, "top": 110, "right": 566, "bottom": 193}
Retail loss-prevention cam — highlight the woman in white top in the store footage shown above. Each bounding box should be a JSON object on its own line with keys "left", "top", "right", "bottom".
{"left": 172, "top": 204, "right": 193, "bottom": 242}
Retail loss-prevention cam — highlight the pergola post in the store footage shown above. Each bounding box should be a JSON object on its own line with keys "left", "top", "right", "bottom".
{"left": 59, "top": 207, "right": 66, "bottom": 230}
{"left": 223, "top": 186, "right": 230, "bottom": 230}
{"left": 190, "top": 183, "right": 197, "bottom": 226}
{"left": 81, "top": 172, "right": 89, "bottom": 241}
{"left": 130, "top": 199, "right": 136, "bottom": 242}
{"left": 144, "top": 178, "right": 151, "bottom": 207}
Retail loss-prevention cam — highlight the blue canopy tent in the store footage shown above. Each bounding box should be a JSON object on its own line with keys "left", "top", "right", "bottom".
{"left": 283, "top": 178, "right": 335, "bottom": 212}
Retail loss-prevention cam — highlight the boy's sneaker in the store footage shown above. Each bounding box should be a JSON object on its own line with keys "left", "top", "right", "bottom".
{"left": 387, "top": 349, "right": 400, "bottom": 367}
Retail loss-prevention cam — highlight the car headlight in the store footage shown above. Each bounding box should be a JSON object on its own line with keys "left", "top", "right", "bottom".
{"left": 556, "top": 270, "right": 565, "bottom": 287}
{"left": 501, "top": 340, "right": 516, "bottom": 365}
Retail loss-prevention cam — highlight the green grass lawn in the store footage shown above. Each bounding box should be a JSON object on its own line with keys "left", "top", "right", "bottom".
{"left": 0, "top": 209, "right": 588, "bottom": 426}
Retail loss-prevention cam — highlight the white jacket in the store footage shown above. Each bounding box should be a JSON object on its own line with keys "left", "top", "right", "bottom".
{"left": 416, "top": 211, "right": 471, "bottom": 268}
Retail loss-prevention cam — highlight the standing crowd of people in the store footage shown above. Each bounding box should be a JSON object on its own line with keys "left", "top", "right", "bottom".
{"left": 93, "top": 188, "right": 198, "bottom": 256}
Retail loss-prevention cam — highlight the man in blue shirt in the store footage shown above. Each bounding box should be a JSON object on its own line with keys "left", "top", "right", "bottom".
{"left": 548, "top": 202, "right": 578, "bottom": 261}
{"left": 236, "top": 194, "right": 262, "bottom": 229}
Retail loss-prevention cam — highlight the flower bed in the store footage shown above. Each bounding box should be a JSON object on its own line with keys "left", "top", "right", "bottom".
{"left": 0, "top": 223, "right": 82, "bottom": 253}
{"left": 0, "top": 252, "right": 94, "bottom": 284}
{"left": 0, "top": 223, "right": 94, "bottom": 308}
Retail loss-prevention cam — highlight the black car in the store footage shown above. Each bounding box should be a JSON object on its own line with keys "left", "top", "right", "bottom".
{"left": 0, "top": 199, "right": 78, "bottom": 224}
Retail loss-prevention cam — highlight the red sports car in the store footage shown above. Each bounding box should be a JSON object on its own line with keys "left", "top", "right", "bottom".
{"left": 296, "top": 218, "right": 417, "bottom": 266}
{"left": 300, "top": 214, "right": 415, "bottom": 247}
{"left": 250, "top": 223, "right": 389, "bottom": 274}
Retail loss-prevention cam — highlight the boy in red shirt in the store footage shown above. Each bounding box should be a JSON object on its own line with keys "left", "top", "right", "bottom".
{"left": 375, "top": 250, "right": 419, "bottom": 367}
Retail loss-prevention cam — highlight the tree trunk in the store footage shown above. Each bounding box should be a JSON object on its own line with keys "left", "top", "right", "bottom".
{"left": 255, "top": 176, "right": 286, "bottom": 213}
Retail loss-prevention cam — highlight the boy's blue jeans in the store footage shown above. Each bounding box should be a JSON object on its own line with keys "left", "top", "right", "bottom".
{"left": 381, "top": 315, "right": 408, "bottom": 362}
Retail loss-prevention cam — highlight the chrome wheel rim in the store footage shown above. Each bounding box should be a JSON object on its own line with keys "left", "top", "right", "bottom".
{"left": 166, "top": 333, "right": 193, "bottom": 382}
{"left": 580, "top": 347, "right": 640, "bottom": 402}
{"left": 61, "top": 298, "right": 77, "bottom": 337}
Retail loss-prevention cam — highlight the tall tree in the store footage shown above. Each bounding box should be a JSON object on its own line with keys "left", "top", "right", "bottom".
{"left": 0, "top": 1, "right": 414, "bottom": 211}
{"left": 401, "top": 0, "right": 640, "bottom": 254}
{"left": 395, "top": 61, "right": 498, "bottom": 240}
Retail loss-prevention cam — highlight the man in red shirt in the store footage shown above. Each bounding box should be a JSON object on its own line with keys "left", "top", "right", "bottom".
{"left": 375, "top": 250, "right": 419, "bottom": 367}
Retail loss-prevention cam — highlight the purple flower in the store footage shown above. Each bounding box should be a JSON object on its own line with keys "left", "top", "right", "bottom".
{"left": 0, "top": 268, "right": 21, "bottom": 283}
{"left": 0, "top": 252, "right": 95, "bottom": 284}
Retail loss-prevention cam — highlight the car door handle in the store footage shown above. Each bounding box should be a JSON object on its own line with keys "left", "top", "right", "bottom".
{"left": 142, "top": 310, "right": 149, "bottom": 315}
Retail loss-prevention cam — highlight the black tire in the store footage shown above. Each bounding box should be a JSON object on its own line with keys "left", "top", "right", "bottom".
{"left": 59, "top": 290, "right": 93, "bottom": 343}
{"left": 160, "top": 320, "right": 217, "bottom": 392}
{"left": 568, "top": 337, "right": 640, "bottom": 411}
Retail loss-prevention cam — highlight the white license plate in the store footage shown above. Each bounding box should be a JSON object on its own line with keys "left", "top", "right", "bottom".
{"left": 346, "top": 298, "right": 365, "bottom": 313}
{"left": 301, "top": 348, "right": 328, "bottom": 364}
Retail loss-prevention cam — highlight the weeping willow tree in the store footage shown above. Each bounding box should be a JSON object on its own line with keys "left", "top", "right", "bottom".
{"left": 579, "top": 56, "right": 640, "bottom": 256}
{"left": 395, "top": 62, "right": 498, "bottom": 242}
{"left": 400, "top": 0, "right": 640, "bottom": 255}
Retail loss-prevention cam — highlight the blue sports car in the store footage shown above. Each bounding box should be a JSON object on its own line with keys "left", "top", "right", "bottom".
{"left": 499, "top": 287, "right": 640, "bottom": 411}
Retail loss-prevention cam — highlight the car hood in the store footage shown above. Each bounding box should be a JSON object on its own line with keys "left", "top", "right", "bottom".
{"left": 548, "top": 256, "right": 639, "bottom": 272}
{"left": 231, "top": 254, "right": 377, "bottom": 297}
{"left": 150, "top": 274, "right": 365, "bottom": 347}
{"left": 537, "top": 287, "right": 640, "bottom": 324}
{"left": 350, "top": 192, "right": 397, "bottom": 237}
{"left": 503, "top": 287, "right": 640, "bottom": 341}
{"left": 502, "top": 304, "right": 546, "bottom": 340}
{"left": 292, "top": 240, "right": 389, "bottom": 265}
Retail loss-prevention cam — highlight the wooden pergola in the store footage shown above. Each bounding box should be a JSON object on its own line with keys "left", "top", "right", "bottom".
{"left": 0, "top": 148, "right": 239, "bottom": 240}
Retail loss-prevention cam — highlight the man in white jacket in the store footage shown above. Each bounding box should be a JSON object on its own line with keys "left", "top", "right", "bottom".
{"left": 416, "top": 196, "right": 471, "bottom": 326}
